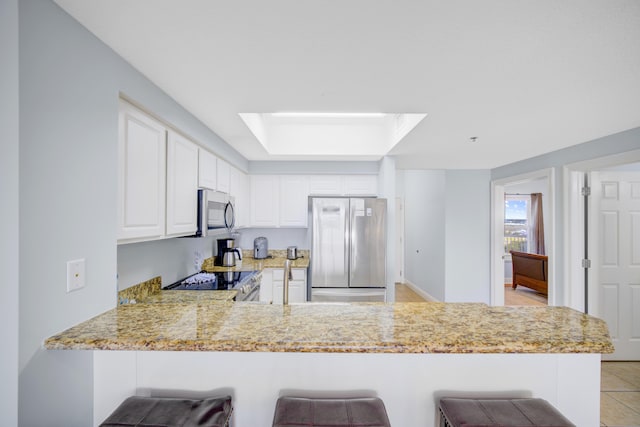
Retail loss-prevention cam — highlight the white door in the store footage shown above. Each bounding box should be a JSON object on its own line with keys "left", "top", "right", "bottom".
{"left": 590, "top": 171, "right": 640, "bottom": 360}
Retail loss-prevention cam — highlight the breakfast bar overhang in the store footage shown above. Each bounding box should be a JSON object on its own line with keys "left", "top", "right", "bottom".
{"left": 46, "top": 302, "right": 614, "bottom": 427}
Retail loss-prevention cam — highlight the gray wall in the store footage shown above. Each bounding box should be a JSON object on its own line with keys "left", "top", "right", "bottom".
{"left": 18, "top": 1, "right": 246, "bottom": 425}
{"left": 400, "top": 170, "right": 446, "bottom": 301}
{"left": 398, "top": 170, "right": 491, "bottom": 303}
{"left": 1, "top": 0, "right": 19, "bottom": 424}
{"left": 444, "top": 170, "right": 491, "bottom": 303}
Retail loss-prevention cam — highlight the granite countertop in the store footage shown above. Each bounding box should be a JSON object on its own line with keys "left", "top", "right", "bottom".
{"left": 135, "top": 290, "right": 236, "bottom": 304}
{"left": 201, "top": 250, "right": 310, "bottom": 273}
{"left": 45, "top": 301, "right": 613, "bottom": 354}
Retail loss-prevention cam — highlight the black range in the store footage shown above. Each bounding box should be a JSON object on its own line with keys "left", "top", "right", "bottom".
{"left": 164, "top": 270, "right": 260, "bottom": 301}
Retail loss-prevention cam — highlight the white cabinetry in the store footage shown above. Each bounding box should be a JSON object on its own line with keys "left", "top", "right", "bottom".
{"left": 216, "top": 158, "right": 231, "bottom": 194}
{"left": 344, "top": 175, "right": 378, "bottom": 195}
{"left": 166, "top": 131, "right": 199, "bottom": 236}
{"left": 279, "top": 175, "right": 309, "bottom": 227}
{"left": 229, "top": 166, "right": 249, "bottom": 228}
{"left": 259, "top": 269, "right": 273, "bottom": 303}
{"left": 250, "top": 175, "right": 280, "bottom": 227}
{"left": 259, "top": 268, "right": 307, "bottom": 304}
{"left": 198, "top": 149, "right": 217, "bottom": 190}
{"left": 249, "top": 174, "right": 378, "bottom": 229}
{"left": 308, "top": 175, "right": 343, "bottom": 195}
{"left": 117, "top": 100, "right": 167, "bottom": 242}
{"left": 308, "top": 175, "right": 378, "bottom": 196}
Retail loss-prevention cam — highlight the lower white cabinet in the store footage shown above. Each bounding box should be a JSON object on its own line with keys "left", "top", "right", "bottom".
{"left": 259, "top": 268, "right": 307, "bottom": 304}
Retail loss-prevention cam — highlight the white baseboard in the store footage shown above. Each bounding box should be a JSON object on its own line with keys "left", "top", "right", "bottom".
{"left": 402, "top": 279, "right": 440, "bottom": 302}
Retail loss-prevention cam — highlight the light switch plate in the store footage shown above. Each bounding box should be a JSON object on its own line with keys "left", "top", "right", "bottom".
{"left": 67, "top": 258, "right": 85, "bottom": 292}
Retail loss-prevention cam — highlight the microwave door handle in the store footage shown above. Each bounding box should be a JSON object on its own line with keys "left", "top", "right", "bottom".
{"left": 224, "top": 201, "right": 235, "bottom": 229}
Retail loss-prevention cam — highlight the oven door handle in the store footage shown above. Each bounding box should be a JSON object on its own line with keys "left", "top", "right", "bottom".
{"left": 239, "top": 283, "right": 260, "bottom": 302}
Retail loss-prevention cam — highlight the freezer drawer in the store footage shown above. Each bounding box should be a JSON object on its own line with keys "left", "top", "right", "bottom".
{"left": 311, "top": 288, "right": 386, "bottom": 302}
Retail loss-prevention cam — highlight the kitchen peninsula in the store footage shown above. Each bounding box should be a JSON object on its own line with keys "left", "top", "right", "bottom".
{"left": 45, "top": 295, "right": 612, "bottom": 427}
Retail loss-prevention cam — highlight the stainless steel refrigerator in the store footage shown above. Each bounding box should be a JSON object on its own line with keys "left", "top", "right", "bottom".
{"left": 309, "top": 197, "right": 387, "bottom": 302}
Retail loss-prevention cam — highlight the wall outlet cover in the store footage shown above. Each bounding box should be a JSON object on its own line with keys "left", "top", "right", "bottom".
{"left": 67, "top": 258, "right": 85, "bottom": 292}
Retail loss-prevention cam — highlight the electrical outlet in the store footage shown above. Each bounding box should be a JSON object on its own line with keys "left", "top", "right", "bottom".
{"left": 67, "top": 259, "right": 85, "bottom": 292}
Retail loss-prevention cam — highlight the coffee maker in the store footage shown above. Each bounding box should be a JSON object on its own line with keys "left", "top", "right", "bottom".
{"left": 215, "top": 238, "right": 242, "bottom": 267}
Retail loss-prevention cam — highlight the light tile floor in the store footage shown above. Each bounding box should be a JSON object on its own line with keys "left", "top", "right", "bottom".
{"left": 601, "top": 362, "right": 640, "bottom": 427}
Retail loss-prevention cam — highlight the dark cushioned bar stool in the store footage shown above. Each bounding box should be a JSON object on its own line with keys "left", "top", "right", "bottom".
{"left": 438, "top": 397, "right": 575, "bottom": 427}
{"left": 99, "top": 395, "right": 232, "bottom": 427}
{"left": 273, "top": 396, "right": 391, "bottom": 427}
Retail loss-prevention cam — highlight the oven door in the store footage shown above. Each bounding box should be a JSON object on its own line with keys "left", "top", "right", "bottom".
{"left": 237, "top": 283, "right": 260, "bottom": 302}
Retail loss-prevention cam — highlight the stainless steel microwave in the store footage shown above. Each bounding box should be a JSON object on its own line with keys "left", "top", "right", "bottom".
{"left": 196, "top": 189, "right": 235, "bottom": 236}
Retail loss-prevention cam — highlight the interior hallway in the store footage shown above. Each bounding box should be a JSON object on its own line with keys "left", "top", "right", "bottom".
{"left": 394, "top": 284, "right": 640, "bottom": 427}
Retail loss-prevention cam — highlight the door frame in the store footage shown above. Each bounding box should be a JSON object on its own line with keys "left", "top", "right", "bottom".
{"left": 491, "top": 168, "right": 555, "bottom": 306}
{"left": 395, "top": 197, "right": 405, "bottom": 284}
{"left": 564, "top": 148, "right": 640, "bottom": 312}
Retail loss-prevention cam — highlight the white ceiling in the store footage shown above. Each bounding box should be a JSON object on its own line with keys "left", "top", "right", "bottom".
{"left": 53, "top": 0, "right": 640, "bottom": 169}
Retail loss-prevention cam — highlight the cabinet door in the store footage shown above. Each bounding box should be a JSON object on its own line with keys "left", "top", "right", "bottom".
{"left": 250, "top": 175, "right": 279, "bottom": 227}
{"left": 166, "top": 131, "right": 199, "bottom": 236}
{"left": 308, "top": 175, "right": 343, "bottom": 195}
{"left": 117, "top": 100, "right": 167, "bottom": 242}
{"left": 229, "top": 166, "right": 249, "bottom": 228}
{"left": 279, "top": 175, "right": 309, "bottom": 227}
{"left": 198, "top": 149, "right": 217, "bottom": 190}
{"left": 217, "top": 158, "right": 231, "bottom": 193}
{"left": 259, "top": 269, "right": 273, "bottom": 303}
{"left": 344, "top": 175, "right": 378, "bottom": 196}
{"left": 272, "top": 269, "right": 307, "bottom": 303}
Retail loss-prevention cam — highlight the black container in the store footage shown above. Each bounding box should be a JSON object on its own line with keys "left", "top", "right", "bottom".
{"left": 215, "top": 238, "right": 236, "bottom": 266}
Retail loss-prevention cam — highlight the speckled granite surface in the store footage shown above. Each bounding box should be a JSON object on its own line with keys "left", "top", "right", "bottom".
{"left": 45, "top": 302, "right": 613, "bottom": 354}
{"left": 135, "top": 290, "right": 237, "bottom": 304}
{"left": 118, "top": 276, "right": 161, "bottom": 304}
{"left": 201, "top": 250, "right": 310, "bottom": 272}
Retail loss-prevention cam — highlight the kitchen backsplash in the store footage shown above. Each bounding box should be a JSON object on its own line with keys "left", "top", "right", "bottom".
{"left": 235, "top": 228, "right": 310, "bottom": 250}
{"left": 118, "top": 228, "right": 310, "bottom": 292}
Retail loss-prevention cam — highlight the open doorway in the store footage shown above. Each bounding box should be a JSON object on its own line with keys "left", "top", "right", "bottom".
{"left": 491, "top": 168, "right": 555, "bottom": 306}
{"left": 503, "top": 184, "right": 549, "bottom": 306}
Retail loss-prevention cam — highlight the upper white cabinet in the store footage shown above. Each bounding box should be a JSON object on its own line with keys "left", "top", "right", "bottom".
{"left": 248, "top": 174, "right": 378, "bottom": 229}
{"left": 308, "top": 175, "right": 343, "bottom": 195}
{"left": 166, "top": 131, "right": 199, "bottom": 236}
{"left": 343, "top": 175, "right": 378, "bottom": 196}
{"left": 198, "top": 149, "right": 217, "bottom": 190}
{"left": 279, "top": 175, "right": 309, "bottom": 227}
{"left": 117, "top": 100, "right": 167, "bottom": 242}
{"left": 216, "top": 158, "right": 231, "bottom": 194}
{"left": 229, "top": 166, "right": 249, "bottom": 228}
{"left": 250, "top": 175, "right": 280, "bottom": 227}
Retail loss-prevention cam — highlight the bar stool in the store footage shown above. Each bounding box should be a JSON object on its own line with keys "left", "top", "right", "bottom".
{"left": 273, "top": 396, "right": 391, "bottom": 427}
{"left": 438, "top": 397, "right": 575, "bottom": 427}
{"left": 99, "top": 395, "right": 232, "bottom": 427}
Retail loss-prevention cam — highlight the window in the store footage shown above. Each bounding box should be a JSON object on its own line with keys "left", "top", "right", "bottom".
{"left": 504, "top": 195, "right": 529, "bottom": 253}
